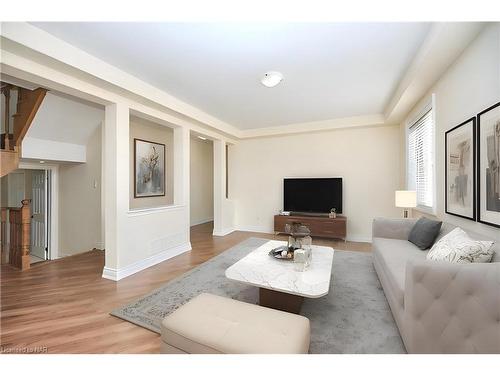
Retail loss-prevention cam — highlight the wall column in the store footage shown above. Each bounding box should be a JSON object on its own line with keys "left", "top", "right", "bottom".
{"left": 173, "top": 126, "right": 190, "bottom": 241}
{"left": 213, "top": 139, "right": 233, "bottom": 236}
{"left": 102, "top": 103, "right": 129, "bottom": 277}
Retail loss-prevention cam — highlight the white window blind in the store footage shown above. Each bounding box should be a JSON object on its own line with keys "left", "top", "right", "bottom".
{"left": 407, "top": 109, "right": 434, "bottom": 210}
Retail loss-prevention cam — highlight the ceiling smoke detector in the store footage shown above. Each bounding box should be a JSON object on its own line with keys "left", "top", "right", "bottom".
{"left": 261, "top": 71, "right": 283, "bottom": 88}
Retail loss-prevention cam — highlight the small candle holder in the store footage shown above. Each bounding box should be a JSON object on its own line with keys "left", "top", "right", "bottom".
{"left": 293, "top": 249, "right": 307, "bottom": 271}
{"left": 301, "top": 235, "right": 312, "bottom": 250}
{"left": 293, "top": 247, "right": 312, "bottom": 271}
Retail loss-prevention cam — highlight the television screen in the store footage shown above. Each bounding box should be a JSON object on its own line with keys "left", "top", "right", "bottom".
{"left": 284, "top": 178, "right": 343, "bottom": 214}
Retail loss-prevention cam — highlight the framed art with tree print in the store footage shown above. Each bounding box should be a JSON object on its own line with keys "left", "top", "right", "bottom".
{"left": 134, "top": 138, "right": 166, "bottom": 198}
{"left": 445, "top": 117, "right": 476, "bottom": 221}
{"left": 477, "top": 101, "right": 500, "bottom": 228}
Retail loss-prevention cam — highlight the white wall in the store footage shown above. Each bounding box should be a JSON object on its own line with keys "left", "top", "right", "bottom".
{"left": 230, "top": 125, "right": 401, "bottom": 242}
{"left": 400, "top": 23, "right": 500, "bottom": 240}
{"left": 58, "top": 124, "right": 103, "bottom": 255}
{"left": 22, "top": 91, "right": 103, "bottom": 163}
{"left": 190, "top": 137, "right": 213, "bottom": 226}
{"left": 27, "top": 91, "right": 104, "bottom": 144}
{"left": 22, "top": 137, "right": 86, "bottom": 163}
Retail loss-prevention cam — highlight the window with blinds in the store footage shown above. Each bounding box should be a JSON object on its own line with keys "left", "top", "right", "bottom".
{"left": 407, "top": 109, "right": 435, "bottom": 210}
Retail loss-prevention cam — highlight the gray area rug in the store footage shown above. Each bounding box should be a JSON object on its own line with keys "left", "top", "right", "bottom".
{"left": 111, "top": 237, "right": 405, "bottom": 353}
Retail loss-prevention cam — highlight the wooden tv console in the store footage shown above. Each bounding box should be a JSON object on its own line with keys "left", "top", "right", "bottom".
{"left": 274, "top": 214, "right": 347, "bottom": 241}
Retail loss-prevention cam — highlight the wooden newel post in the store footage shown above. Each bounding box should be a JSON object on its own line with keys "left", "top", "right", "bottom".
{"left": 20, "top": 199, "right": 31, "bottom": 270}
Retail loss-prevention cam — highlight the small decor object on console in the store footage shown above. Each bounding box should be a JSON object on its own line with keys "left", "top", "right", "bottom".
{"left": 477, "top": 101, "right": 500, "bottom": 228}
{"left": 329, "top": 208, "right": 337, "bottom": 219}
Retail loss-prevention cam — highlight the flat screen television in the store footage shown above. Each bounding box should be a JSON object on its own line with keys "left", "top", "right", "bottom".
{"left": 283, "top": 177, "right": 343, "bottom": 214}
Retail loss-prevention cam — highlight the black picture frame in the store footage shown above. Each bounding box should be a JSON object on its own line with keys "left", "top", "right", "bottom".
{"left": 445, "top": 117, "right": 476, "bottom": 221}
{"left": 477, "top": 101, "right": 500, "bottom": 228}
{"left": 134, "top": 138, "right": 166, "bottom": 199}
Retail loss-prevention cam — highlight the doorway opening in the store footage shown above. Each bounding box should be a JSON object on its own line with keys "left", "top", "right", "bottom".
{"left": 0, "top": 168, "right": 51, "bottom": 264}
{"left": 30, "top": 169, "right": 50, "bottom": 263}
{"left": 190, "top": 134, "right": 214, "bottom": 235}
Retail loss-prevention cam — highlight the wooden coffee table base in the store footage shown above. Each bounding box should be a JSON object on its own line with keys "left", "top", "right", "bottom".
{"left": 259, "top": 288, "right": 304, "bottom": 314}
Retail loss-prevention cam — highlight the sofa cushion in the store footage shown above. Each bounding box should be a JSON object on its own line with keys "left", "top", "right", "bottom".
{"left": 408, "top": 217, "right": 443, "bottom": 250}
{"left": 427, "top": 227, "right": 495, "bottom": 263}
{"left": 435, "top": 222, "right": 500, "bottom": 262}
{"left": 372, "top": 237, "right": 428, "bottom": 307}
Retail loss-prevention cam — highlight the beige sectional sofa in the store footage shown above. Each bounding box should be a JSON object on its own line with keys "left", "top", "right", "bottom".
{"left": 372, "top": 218, "right": 500, "bottom": 354}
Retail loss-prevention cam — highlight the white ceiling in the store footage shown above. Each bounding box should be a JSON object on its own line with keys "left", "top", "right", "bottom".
{"left": 31, "top": 22, "right": 431, "bottom": 130}
{"left": 27, "top": 92, "right": 104, "bottom": 145}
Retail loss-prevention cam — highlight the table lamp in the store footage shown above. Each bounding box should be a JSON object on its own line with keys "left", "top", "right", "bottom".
{"left": 395, "top": 190, "right": 417, "bottom": 218}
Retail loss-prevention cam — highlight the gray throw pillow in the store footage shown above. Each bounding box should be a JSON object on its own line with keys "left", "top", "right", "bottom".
{"left": 408, "top": 217, "right": 443, "bottom": 250}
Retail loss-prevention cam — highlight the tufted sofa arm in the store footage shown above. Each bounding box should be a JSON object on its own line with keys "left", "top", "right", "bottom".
{"left": 372, "top": 217, "right": 417, "bottom": 240}
{"left": 404, "top": 260, "right": 500, "bottom": 353}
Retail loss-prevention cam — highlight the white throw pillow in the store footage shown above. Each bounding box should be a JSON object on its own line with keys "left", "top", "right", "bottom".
{"left": 427, "top": 227, "right": 495, "bottom": 264}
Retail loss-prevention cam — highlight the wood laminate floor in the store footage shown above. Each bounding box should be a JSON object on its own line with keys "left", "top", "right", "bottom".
{"left": 0, "top": 222, "right": 371, "bottom": 354}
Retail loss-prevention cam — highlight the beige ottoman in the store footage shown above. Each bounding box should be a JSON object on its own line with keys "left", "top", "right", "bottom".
{"left": 161, "top": 293, "right": 310, "bottom": 354}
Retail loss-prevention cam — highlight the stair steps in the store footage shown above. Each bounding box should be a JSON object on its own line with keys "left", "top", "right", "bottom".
{"left": 0, "top": 82, "right": 47, "bottom": 177}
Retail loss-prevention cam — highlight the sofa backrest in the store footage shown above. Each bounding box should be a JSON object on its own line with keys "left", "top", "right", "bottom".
{"left": 436, "top": 222, "right": 500, "bottom": 262}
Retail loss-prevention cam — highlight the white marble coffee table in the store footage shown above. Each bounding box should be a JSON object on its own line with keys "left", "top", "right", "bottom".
{"left": 225, "top": 240, "right": 334, "bottom": 313}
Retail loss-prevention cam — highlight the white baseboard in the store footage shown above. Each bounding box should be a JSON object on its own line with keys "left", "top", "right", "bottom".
{"left": 235, "top": 225, "right": 274, "bottom": 234}
{"left": 190, "top": 217, "right": 214, "bottom": 227}
{"left": 102, "top": 242, "right": 192, "bottom": 281}
{"left": 212, "top": 227, "right": 235, "bottom": 236}
{"left": 346, "top": 236, "right": 372, "bottom": 243}
{"left": 94, "top": 241, "right": 105, "bottom": 250}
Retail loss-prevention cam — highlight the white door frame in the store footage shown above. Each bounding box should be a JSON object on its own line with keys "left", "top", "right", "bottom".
{"left": 18, "top": 161, "right": 59, "bottom": 260}
{"left": 30, "top": 169, "right": 48, "bottom": 260}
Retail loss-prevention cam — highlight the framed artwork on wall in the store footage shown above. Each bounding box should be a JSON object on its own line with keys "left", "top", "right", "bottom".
{"left": 445, "top": 117, "right": 476, "bottom": 221}
{"left": 477, "top": 101, "right": 500, "bottom": 228}
{"left": 134, "top": 138, "right": 166, "bottom": 198}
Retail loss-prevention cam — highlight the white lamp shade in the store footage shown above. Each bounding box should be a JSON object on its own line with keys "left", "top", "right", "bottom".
{"left": 395, "top": 190, "right": 417, "bottom": 208}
